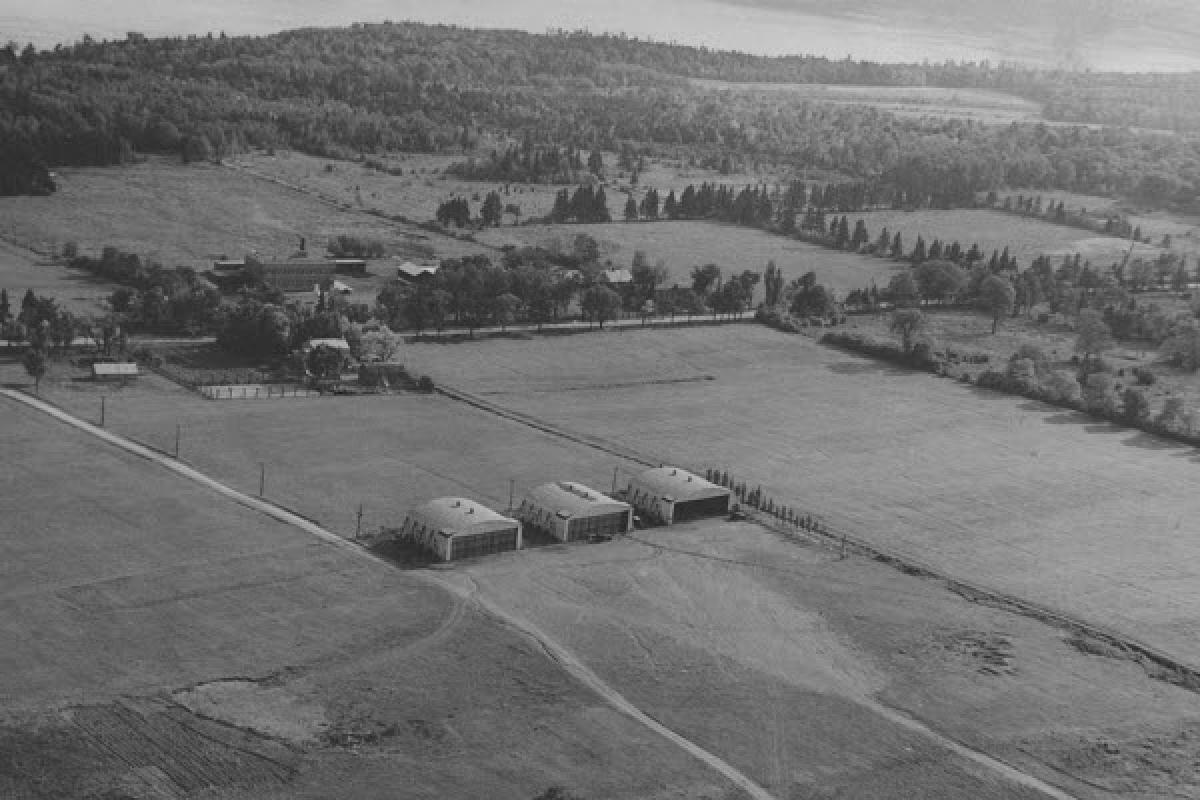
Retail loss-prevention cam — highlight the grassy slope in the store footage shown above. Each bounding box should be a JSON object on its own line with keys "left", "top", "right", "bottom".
{"left": 0, "top": 157, "right": 487, "bottom": 270}
{"left": 0, "top": 398, "right": 735, "bottom": 800}
{"left": 395, "top": 325, "right": 1200, "bottom": 666}
{"left": 0, "top": 239, "right": 113, "bottom": 315}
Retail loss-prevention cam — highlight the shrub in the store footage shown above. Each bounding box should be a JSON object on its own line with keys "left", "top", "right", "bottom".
{"left": 1121, "top": 387, "right": 1150, "bottom": 423}
{"left": 417, "top": 375, "right": 435, "bottom": 392}
{"left": 1133, "top": 366, "right": 1157, "bottom": 385}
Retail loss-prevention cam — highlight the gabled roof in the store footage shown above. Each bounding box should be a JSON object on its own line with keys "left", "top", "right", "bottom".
{"left": 601, "top": 268, "right": 633, "bottom": 284}
{"left": 523, "top": 482, "right": 630, "bottom": 519}
{"left": 406, "top": 497, "right": 518, "bottom": 537}
{"left": 397, "top": 261, "right": 439, "bottom": 278}
{"left": 629, "top": 467, "right": 730, "bottom": 503}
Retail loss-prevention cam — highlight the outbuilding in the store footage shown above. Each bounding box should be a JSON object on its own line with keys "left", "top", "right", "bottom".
{"left": 517, "top": 481, "right": 633, "bottom": 542}
{"left": 626, "top": 466, "right": 731, "bottom": 525}
{"left": 92, "top": 362, "right": 139, "bottom": 382}
{"left": 399, "top": 497, "right": 522, "bottom": 561}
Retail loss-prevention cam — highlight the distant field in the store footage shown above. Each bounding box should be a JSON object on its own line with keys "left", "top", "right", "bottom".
{"left": 853, "top": 208, "right": 1166, "bottom": 267}
{"left": 232, "top": 149, "right": 794, "bottom": 227}
{"left": 692, "top": 80, "right": 1045, "bottom": 125}
{"left": 397, "top": 325, "right": 1200, "bottom": 667}
{"left": 0, "top": 396, "right": 736, "bottom": 800}
{"left": 0, "top": 157, "right": 487, "bottom": 271}
{"left": 0, "top": 239, "right": 112, "bottom": 315}
{"left": 474, "top": 220, "right": 905, "bottom": 295}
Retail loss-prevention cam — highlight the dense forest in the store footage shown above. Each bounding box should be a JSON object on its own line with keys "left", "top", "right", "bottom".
{"left": 1, "top": 23, "right": 1198, "bottom": 207}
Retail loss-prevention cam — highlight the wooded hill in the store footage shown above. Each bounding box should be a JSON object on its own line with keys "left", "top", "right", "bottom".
{"left": 1, "top": 23, "right": 1198, "bottom": 208}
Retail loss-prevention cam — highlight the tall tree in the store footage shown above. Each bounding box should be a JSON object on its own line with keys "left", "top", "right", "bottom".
{"left": 977, "top": 275, "right": 1015, "bottom": 334}
{"left": 889, "top": 309, "right": 927, "bottom": 354}
{"left": 581, "top": 285, "right": 621, "bottom": 328}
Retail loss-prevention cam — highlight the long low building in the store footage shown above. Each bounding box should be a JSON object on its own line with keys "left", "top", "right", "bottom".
{"left": 626, "top": 466, "right": 731, "bottom": 525}
{"left": 398, "top": 497, "right": 522, "bottom": 561}
{"left": 517, "top": 481, "right": 633, "bottom": 542}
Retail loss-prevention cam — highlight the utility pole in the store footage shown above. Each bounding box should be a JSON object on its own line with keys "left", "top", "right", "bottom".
{"left": 259, "top": 462, "right": 266, "bottom": 497}
{"left": 100, "top": 396, "right": 105, "bottom": 427}
{"left": 508, "top": 478, "right": 515, "bottom": 513}
{"left": 174, "top": 424, "right": 181, "bottom": 458}
{"left": 355, "top": 504, "right": 363, "bottom": 540}
{"left": 612, "top": 466, "right": 618, "bottom": 494}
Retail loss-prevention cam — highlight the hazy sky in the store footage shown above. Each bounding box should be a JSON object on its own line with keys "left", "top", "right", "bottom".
{"left": 5, "top": 0, "right": 1199, "bottom": 71}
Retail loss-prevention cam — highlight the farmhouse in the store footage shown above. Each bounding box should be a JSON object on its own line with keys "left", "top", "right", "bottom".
{"left": 517, "top": 481, "right": 633, "bottom": 542}
{"left": 627, "top": 466, "right": 731, "bottom": 525}
{"left": 246, "top": 260, "right": 337, "bottom": 292}
{"left": 398, "top": 497, "right": 522, "bottom": 561}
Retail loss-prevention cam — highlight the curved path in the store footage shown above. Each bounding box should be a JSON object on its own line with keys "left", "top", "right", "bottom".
{"left": 0, "top": 388, "right": 1078, "bottom": 800}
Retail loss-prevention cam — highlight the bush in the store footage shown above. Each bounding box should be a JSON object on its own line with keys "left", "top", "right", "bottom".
{"left": 755, "top": 308, "right": 804, "bottom": 333}
{"left": 1133, "top": 366, "right": 1157, "bottom": 385}
{"left": 1121, "top": 387, "right": 1150, "bottom": 423}
{"left": 820, "top": 331, "right": 940, "bottom": 372}
{"left": 417, "top": 375, "right": 435, "bottom": 392}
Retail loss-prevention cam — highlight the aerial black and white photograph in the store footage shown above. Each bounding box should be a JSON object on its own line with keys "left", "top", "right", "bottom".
{"left": 3, "top": 1, "right": 1200, "bottom": 798}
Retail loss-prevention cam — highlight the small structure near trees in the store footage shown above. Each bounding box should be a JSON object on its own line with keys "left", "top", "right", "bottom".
{"left": 398, "top": 498, "right": 522, "bottom": 561}
{"left": 517, "top": 482, "right": 633, "bottom": 542}
{"left": 626, "top": 466, "right": 731, "bottom": 525}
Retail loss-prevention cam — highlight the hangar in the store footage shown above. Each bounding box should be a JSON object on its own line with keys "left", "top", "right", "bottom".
{"left": 517, "top": 482, "right": 633, "bottom": 542}
{"left": 399, "top": 498, "right": 522, "bottom": 561}
{"left": 626, "top": 467, "right": 731, "bottom": 525}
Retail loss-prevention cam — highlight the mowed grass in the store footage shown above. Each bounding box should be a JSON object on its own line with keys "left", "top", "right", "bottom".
{"left": 0, "top": 396, "right": 737, "bottom": 800}
{"left": 0, "top": 156, "right": 485, "bottom": 271}
{"left": 398, "top": 325, "right": 1200, "bottom": 666}
{"left": 474, "top": 220, "right": 905, "bottom": 295}
{"left": 854, "top": 208, "right": 1166, "bottom": 267}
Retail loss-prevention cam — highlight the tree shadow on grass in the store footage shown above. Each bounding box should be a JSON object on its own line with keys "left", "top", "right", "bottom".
{"left": 1121, "top": 431, "right": 1193, "bottom": 451}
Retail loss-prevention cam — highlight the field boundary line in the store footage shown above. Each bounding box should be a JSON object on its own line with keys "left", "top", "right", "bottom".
{"left": 0, "top": 388, "right": 778, "bottom": 800}
{"left": 431, "top": 382, "right": 1200, "bottom": 693}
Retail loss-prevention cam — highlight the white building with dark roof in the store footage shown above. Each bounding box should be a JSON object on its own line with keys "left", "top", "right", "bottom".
{"left": 626, "top": 467, "right": 731, "bottom": 525}
{"left": 517, "top": 481, "right": 633, "bottom": 542}
{"left": 399, "top": 497, "right": 522, "bottom": 561}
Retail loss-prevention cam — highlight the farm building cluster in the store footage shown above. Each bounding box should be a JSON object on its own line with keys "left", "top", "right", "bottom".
{"left": 397, "top": 467, "right": 732, "bottom": 562}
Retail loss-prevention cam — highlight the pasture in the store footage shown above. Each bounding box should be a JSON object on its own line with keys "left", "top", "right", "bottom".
{"left": 852, "top": 208, "right": 1165, "bottom": 267}
{"left": 231, "top": 149, "right": 793, "bottom": 227}
{"left": 0, "top": 397, "right": 736, "bottom": 800}
{"left": 0, "top": 157, "right": 486, "bottom": 272}
{"left": 473, "top": 220, "right": 905, "bottom": 295}
{"left": 692, "top": 80, "right": 1045, "bottom": 126}
{"left": 396, "top": 324, "right": 1200, "bottom": 667}
{"left": 0, "top": 239, "right": 113, "bottom": 315}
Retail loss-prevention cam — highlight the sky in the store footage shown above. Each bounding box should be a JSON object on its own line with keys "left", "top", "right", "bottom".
{"left": 5, "top": 0, "right": 1199, "bottom": 71}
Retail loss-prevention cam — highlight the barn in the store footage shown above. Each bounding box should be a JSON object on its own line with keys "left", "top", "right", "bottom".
{"left": 626, "top": 467, "right": 731, "bottom": 525}
{"left": 517, "top": 482, "right": 633, "bottom": 542}
{"left": 398, "top": 498, "right": 522, "bottom": 561}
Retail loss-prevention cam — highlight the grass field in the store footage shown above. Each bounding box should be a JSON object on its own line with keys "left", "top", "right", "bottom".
{"left": 853, "top": 208, "right": 1166, "bottom": 267}
{"left": 11, "top": 377, "right": 1200, "bottom": 797}
{"left": 474, "top": 220, "right": 905, "bottom": 296}
{"left": 0, "top": 239, "right": 113, "bottom": 315}
{"left": 691, "top": 80, "right": 1045, "bottom": 126}
{"left": 230, "top": 150, "right": 794, "bottom": 228}
{"left": 392, "top": 325, "right": 1200, "bottom": 668}
{"left": 0, "top": 398, "right": 739, "bottom": 800}
{"left": 0, "top": 157, "right": 486, "bottom": 271}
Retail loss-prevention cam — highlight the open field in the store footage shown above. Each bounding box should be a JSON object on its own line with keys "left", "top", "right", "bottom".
{"left": 0, "top": 157, "right": 487, "bottom": 272}
{"left": 853, "top": 209, "right": 1166, "bottom": 267}
{"left": 391, "top": 325, "right": 1200, "bottom": 667}
{"left": 474, "top": 220, "right": 905, "bottom": 296}
{"left": 11, "top": 387, "right": 1200, "bottom": 797}
{"left": 0, "top": 239, "right": 113, "bottom": 315}
{"left": 3, "top": 364, "right": 650, "bottom": 538}
{"left": 231, "top": 150, "right": 794, "bottom": 227}
{"left": 692, "top": 80, "right": 1046, "bottom": 125}
{"left": 0, "top": 398, "right": 740, "bottom": 800}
